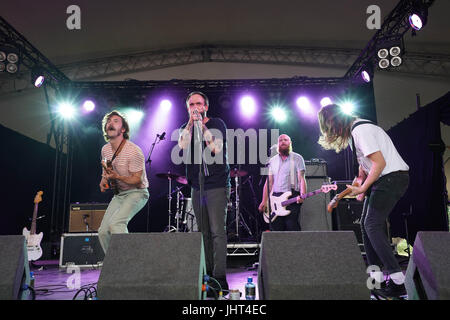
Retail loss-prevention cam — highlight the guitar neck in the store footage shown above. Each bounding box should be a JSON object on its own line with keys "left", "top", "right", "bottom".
{"left": 31, "top": 203, "right": 38, "bottom": 235}
{"left": 282, "top": 188, "right": 323, "bottom": 207}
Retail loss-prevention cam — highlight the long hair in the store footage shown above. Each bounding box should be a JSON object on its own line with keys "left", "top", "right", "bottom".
{"left": 317, "top": 104, "right": 356, "bottom": 153}
{"left": 102, "top": 110, "right": 130, "bottom": 142}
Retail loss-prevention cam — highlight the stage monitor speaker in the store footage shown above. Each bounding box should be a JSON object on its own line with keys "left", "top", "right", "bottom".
{"left": 258, "top": 231, "right": 369, "bottom": 300}
{"left": 97, "top": 233, "right": 206, "bottom": 300}
{"left": 0, "top": 235, "right": 30, "bottom": 300}
{"left": 405, "top": 231, "right": 450, "bottom": 300}
{"left": 301, "top": 177, "right": 332, "bottom": 231}
{"left": 69, "top": 203, "right": 107, "bottom": 232}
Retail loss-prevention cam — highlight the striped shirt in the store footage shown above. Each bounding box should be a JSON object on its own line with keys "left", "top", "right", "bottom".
{"left": 101, "top": 140, "right": 149, "bottom": 191}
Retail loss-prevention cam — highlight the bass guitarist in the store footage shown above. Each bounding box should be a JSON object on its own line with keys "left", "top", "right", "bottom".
{"left": 317, "top": 104, "right": 409, "bottom": 298}
{"left": 258, "top": 134, "right": 307, "bottom": 231}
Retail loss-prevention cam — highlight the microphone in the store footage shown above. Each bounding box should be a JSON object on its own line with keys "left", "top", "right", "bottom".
{"left": 159, "top": 132, "right": 166, "bottom": 140}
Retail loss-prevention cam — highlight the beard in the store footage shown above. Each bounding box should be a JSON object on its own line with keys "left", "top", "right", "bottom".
{"left": 279, "top": 145, "right": 290, "bottom": 156}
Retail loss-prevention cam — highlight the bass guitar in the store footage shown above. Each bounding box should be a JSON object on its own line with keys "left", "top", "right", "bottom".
{"left": 264, "top": 184, "right": 337, "bottom": 223}
{"left": 22, "top": 191, "right": 44, "bottom": 261}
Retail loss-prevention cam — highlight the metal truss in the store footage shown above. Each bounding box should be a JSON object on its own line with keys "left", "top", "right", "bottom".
{"left": 0, "top": 16, "right": 70, "bottom": 90}
{"left": 345, "top": 0, "right": 437, "bottom": 81}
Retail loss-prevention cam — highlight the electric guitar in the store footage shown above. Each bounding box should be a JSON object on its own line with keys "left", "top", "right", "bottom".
{"left": 22, "top": 191, "right": 44, "bottom": 261}
{"left": 327, "top": 178, "right": 365, "bottom": 213}
{"left": 263, "top": 184, "right": 337, "bottom": 223}
{"left": 101, "top": 158, "right": 119, "bottom": 195}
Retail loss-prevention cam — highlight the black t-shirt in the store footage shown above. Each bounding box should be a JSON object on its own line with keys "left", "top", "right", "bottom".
{"left": 180, "top": 117, "right": 231, "bottom": 191}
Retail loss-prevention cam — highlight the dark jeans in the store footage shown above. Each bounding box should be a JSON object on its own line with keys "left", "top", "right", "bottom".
{"left": 360, "top": 171, "right": 409, "bottom": 274}
{"left": 270, "top": 192, "right": 302, "bottom": 231}
{"left": 191, "top": 187, "right": 230, "bottom": 281}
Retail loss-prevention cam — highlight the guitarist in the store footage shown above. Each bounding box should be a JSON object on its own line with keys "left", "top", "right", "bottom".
{"left": 317, "top": 104, "right": 409, "bottom": 298}
{"left": 258, "top": 134, "right": 307, "bottom": 231}
{"left": 98, "top": 110, "right": 149, "bottom": 254}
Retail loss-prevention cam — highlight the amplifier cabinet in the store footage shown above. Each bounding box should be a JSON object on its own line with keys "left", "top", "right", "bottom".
{"left": 69, "top": 203, "right": 108, "bottom": 232}
{"left": 59, "top": 233, "right": 104, "bottom": 269}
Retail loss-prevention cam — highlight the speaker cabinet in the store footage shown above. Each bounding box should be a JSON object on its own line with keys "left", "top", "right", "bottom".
{"left": 301, "top": 178, "right": 332, "bottom": 231}
{"left": 258, "top": 231, "right": 369, "bottom": 300}
{"left": 334, "top": 198, "right": 364, "bottom": 244}
{"left": 59, "top": 233, "right": 104, "bottom": 268}
{"left": 405, "top": 231, "right": 450, "bottom": 300}
{"left": 97, "top": 233, "right": 206, "bottom": 300}
{"left": 69, "top": 203, "right": 107, "bottom": 232}
{"left": 0, "top": 235, "right": 30, "bottom": 300}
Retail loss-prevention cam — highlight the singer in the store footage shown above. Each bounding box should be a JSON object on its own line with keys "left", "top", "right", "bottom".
{"left": 98, "top": 110, "right": 149, "bottom": 254}
{"left": 178, "top": 92, "right": 231, "bottom": 296}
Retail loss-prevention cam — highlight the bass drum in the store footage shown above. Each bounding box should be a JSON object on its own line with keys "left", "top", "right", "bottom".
{"left": 180, "top": 198, "right": 198, "bottom": 232}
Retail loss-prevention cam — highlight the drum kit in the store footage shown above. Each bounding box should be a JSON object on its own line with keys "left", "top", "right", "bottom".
{"left": 155, "top": 172, "right": 196, "bottom": 233}
{"left": 156, "top": 167, "right": 253, "bottom": 238}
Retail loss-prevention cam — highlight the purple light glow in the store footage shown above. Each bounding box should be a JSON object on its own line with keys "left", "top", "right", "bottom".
{"left": 82, "top": 100, "right": 95, "bottom": 112}
{"left": 296, "top": 97, "right": 312, "bottom": 112}
{"left": 239, "top": 96, "right": 257, "bottom": 118}
{"left": 320, "top": 97, "right": 333, "bottom": 107}
{"left": 160, "top": 99, "right": 172, "bottom": 112}
{"left": 409, "top": 14, "right": 423, "bottom": 30}
{"left": 361, "top": 71, "right": 371, "bottom": 83}
{"left": 34, "top": 75, "right": 45, "bottom": 88}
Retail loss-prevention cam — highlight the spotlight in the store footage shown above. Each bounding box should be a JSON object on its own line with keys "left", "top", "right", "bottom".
{"left": 6, "top": 63, "right": 18, "bottom": 73}
{"left": 391, "top": 56, "right": 403, "bottom": 67}
{"left": 0, "top": 51, "right": 6, "bottom": 61}
{"left": 379, "top": 59, "right": 390, "bottom": 69}
{"left": 82, "top": 100, "right": 96, "bottom": 112}
{"left": 296, "top": 97, "right": 313, "bottom": 114}
{"left": 160, "top": 99, "right": 172, "bottom": 112}
{"left": 31, "top": 68, "right": 45, "bottom": 88}
{"left": 409, "top": 2, "right": 428, "bottom": 31}
{"left": 7, "top": 53, "right": 19, "bottom": 64}
{"left": 389, "top": 46, "right": 401, "bottom": 57}
{"left": 58, "top": 103, "right": 76, "bottom": 119}
{"left": 240, "top": 95, "right": 257, "bottom": 118}
{"left": 361, "top": 70, "right": 371, "bottom": 83}
{"left": 126, "top": 109, "right": 144, "bottom": 124}
{"left": 341, "top": 102, "right": 355, "bottom": 115}
{"left": 320, "top": 97, "right": 333, "bottom": 107}
{"left": 377, "top": 49, "right": 389, "bottom": 59}
{"left": 270, "top": 106, "right": 287, "bottom": 123}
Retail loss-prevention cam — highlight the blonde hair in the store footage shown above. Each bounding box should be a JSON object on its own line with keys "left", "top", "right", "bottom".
{"left": 317, "top": 104, "right": 356, "bottom": 153}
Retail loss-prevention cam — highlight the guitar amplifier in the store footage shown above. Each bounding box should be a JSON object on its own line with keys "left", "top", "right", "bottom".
{"left": 69, "top": 203, "right": 108, "bottom": 232}
{"left": 59, "top": 233, "right": 104, "bottom": 269}
{"left": 305, "top": 159, "right": 327, "bottom": 178}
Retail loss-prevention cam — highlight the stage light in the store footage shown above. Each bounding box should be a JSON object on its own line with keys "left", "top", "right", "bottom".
{"left": 377, "top": 49, "right": 389, "bottom": 59}
{"left": 270, "top": 106, "right": 287, "bottom": 123}
{"left": 361, "top": 70, "right": 371, "bottom": 83}
{"left": 0, "top": 51, "right": 6, "bottom": 62}
{"left": 240, "top": 95, "right": 257, "bottom": 118}
{"left": 126, "top": 110, "right": 144, "bottom": 124}
{"left": 390, "top": 46, "right": 401, "bottom": 57}
{"left": 7, "top": 53, "right": 18, "bottom": 64}
{"left": 160, "top": 99, "right": 172, "bottom": 112}
{"left": 391, "top": 56, "right": 403, "bottom": 67}
{"left": 320, "top": 97, "right": 332, "bottom": 107}
{"left": 409, "top": 13, "right": 424, "bottom": 30}
{"left": 82, "top": 100, "right": 95, "bottom": 112}
{"left": 31, "top": 67, "right": 45, "bottom": 88}
{"left": 6, "top": 63, "right": 18, "bottom": 73}
{"left": 341, "top": 102, "right": 355, "bottom": 115}
{"left": 296, "top": 96, "right": 314, "bottom": 115}
{"left": 58, "top": 103, "right": 76, "bottom": 119}
{"left": 378, "top": 59, "right": 390, "bottom": 69}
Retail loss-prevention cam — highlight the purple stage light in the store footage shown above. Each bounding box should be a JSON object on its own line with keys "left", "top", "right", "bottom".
{"left": 82, "top": 100, "right": 95, "bottom": 112}
{"left": 239, "top": 96, "right": 257, "bottom": 118}
{"left": 34, "top": 75, "right": 45, "bottom": 88}
{"left": 160, "top": 99, "right": 172, "bottom": 112}
{"left": 409, "top": 14, "right": 423, "bottom": 31}
{"left": 361, "top": 71, "right": 371, "bottom": 83}
{"left": 320, "top": 97, "right": 332, "bottom": 107}
{"left": 296, "top": 97, "right": 311, "bottom": 112}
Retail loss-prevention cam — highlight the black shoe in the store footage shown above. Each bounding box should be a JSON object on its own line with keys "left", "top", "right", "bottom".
{"left": 375, "top": 280, "right": 406, "bottom": 298}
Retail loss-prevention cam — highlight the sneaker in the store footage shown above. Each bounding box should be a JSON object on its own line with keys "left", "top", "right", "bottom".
{"left": 375, "top": 280, "right": 406, "bottom": 298}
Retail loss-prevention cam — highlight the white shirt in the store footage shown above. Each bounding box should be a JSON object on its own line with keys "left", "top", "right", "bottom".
{"left": 268, "top": 152, "right": 306, "bottom": 192}
{"left": 351, "top": 119, "right": 409, "bottom": 177}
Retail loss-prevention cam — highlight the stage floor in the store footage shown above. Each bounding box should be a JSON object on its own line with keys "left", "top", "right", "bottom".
{"left": 31, "top": 256, "right": 260, "bottom": 300}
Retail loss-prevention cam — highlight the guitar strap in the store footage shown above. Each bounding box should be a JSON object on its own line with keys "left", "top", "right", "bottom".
{"left": 110, "top": 138, "right": 126, "bottom": 164}
{"left": 351, "top": 120, "right": 375, "bottom": 178}
{"left": 290, "top": 155, "right": 295, "bottom": 191}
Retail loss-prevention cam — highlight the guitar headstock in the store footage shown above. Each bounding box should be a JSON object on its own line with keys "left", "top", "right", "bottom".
{"left": 34, "top": 191, "right": 43, "bottom": 204}
{"left": 320, "top": 184, "right": 338, "bottom": 193}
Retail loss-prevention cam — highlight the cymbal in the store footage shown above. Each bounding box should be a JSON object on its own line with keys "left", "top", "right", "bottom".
{"left": 156, "top": 172, "right": 182, "bottom": 180}
{"left": 230, "top": 169, "right": 248, "bottom": 177}
{"left": 176, "top": 176, "right": 188, "bottom": 185}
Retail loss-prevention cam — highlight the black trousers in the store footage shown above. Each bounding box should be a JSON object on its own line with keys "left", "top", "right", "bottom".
{"left": 360, "top": 171, "right": 409, "bottom": 274}
{"left": 270, "top": 192, "right": 302, "bottom": 231}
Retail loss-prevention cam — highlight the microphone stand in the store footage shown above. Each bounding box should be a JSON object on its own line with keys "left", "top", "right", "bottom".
{"left": 145, "top": 133, "right": 164, "bottom": 232}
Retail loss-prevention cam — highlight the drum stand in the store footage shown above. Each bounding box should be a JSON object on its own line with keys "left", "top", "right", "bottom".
{"left": 165, "top": 173, "right": 177, "bottom": 233}
{"left": 233, "top": 173, "right": 253, "bottom": 239}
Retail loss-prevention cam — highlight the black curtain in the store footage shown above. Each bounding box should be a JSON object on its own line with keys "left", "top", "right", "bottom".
{"left": 388, "top": 91, "right": 450, "bottom": 243}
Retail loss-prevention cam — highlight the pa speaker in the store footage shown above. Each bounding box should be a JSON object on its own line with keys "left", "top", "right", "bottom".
{"left": 301, "top": 178, "right": 332, "bottom": 231}
{"left": 405, "top": 231, "right": 450, "bottom": 300}
{"left": 258, "top": 231, "right": 369, "bottom": 299}
{"left": 0, "top": 235, "right": 30, "bottom": 300}
{"left": 97, "top": 233, "right": 206, "bottom": 300}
